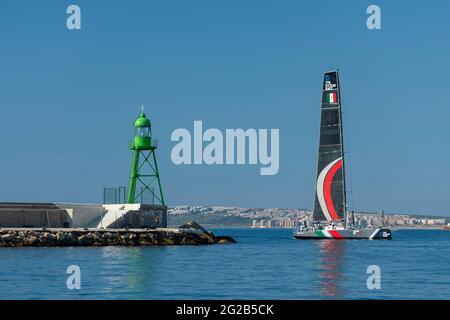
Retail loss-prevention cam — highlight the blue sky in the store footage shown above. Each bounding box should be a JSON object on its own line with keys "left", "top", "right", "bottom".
{"left": 0, "top": 0, "right": 449, "bottom": 216}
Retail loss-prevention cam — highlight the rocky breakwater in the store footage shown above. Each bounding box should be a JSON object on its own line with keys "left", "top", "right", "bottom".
{"left": 0, "top": 222, "right": 236, "bottom": 247}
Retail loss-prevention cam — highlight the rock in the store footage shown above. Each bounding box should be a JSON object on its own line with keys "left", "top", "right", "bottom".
{"left": 198, "top": 232, "right": 215, "bottom": 244}
{"left": 179, "top": 221, "right": 208, "bottom": 233}
{"left": 0, "top": 227, "right": 235, "bottom": 247}
{"left": 162, "top": 238, "right": 175, "bottom": 245}
{"left": 78, "top": 234, "right": 95, "bottom": 245}
{"left": 106, "top": 232, "right": 118, "bottom": 240}
{"left": 23, "top": 236, "right": 39, "bottom": 246}
{"left": 179, "top": 221, "right": 223, "bottom": 244}
{"left": 1, "top": 234, "right": 13, "bottom": 240}
{"left": 28, "top": 231, "right": 40, "bottom": 238}
{"left": 46, "top": 233, "right": 57, "bottom": 241}
{"left": 215, "top": 236, "right": 236, "bottom": 244}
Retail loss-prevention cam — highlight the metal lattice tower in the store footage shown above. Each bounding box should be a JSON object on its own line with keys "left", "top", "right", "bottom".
{"left": 126, "top": 110, "right": 165, "bottom": 205}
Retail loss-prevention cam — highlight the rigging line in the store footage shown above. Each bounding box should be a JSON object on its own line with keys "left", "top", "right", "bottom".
{"left": 342, "top": 110, "right": 355, "bottom": 212}
{"left": 346, "top": 107, "right": 383, "bottom": 211}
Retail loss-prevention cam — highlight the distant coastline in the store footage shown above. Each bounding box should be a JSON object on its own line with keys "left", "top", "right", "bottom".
{"left": 390, "top": 226, "right": 446, "bottom": 230}
{"left": 170, "top": 224, "right": 447, "bottom": 231}
{"left": 167, "top": 205, "right": 449, "bottom": 229}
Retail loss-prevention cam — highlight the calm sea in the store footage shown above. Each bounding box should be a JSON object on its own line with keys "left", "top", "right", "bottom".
{"left": 0, "top": 228, "right": 449, "bottom": 299}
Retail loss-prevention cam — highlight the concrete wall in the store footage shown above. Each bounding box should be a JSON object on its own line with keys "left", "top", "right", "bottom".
{"left": 0, "top": 203, "right": 167, "bottom": 229}
{"left": 101, "top": 204, "right": 167, "bottom": 229}
{"left": 56, "top": 203, "right": 105, "bottom": 228}
{"left": 0, "top": 203, "right": 69, "bottom": 228}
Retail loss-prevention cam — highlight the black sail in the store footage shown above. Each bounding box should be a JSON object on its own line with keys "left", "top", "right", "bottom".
{"left": 312, "top": 70, "right": 346, "bottom": 222}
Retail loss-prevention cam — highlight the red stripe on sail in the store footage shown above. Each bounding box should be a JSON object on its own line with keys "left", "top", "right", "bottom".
{"left": 323, "top": 159, "right": 343, "bottom": 221}
{"left": 328, "top": 230, "right": 344, "bottom": 239}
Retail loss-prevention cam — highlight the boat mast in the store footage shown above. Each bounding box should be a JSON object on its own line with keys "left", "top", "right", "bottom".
{"left": 337, "top": 69, "right": 348, "bottom": 228}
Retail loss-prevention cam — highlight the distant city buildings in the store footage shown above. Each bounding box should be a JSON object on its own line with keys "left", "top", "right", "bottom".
{"left": 167, "top": 205, "right": 448, "bottom": 228}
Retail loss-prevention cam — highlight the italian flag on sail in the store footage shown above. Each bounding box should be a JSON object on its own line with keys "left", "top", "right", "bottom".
{"left": 327, "top": 92, "right": 337, "bottom": 103}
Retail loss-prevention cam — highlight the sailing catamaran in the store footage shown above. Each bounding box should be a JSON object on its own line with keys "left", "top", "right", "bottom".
{"left": 294, "top": 70, "right": 392, "bottom": 240}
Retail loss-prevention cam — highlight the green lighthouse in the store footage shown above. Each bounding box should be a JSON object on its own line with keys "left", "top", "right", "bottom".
{"left": 126, "top": 110, "right": 165, "bottom": 205}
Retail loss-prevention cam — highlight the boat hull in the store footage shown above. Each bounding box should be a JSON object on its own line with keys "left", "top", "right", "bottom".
{"left": 294, "top": 227, "right": 392, "bottom": 240}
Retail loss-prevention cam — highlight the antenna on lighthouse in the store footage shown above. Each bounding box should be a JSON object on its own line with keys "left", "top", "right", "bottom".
{"left": 141, "top": 104, "right": 145, "bottom": 112}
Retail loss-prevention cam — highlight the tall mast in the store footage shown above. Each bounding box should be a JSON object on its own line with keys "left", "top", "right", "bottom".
{"left": 336, "top": 70, "right": 348, "bottom": 228}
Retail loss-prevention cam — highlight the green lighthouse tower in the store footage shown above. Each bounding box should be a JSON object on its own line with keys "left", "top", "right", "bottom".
{"left": 126, "top": 110, "right": 165, "bottom": 205}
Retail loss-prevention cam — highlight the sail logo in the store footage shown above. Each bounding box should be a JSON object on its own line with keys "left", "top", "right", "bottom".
{"left": 324, "top": 80, "right": 336, "bottom": 91}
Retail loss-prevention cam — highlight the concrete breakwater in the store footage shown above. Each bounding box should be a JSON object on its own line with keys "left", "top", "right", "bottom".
{"left": 0, "top": 224, "right": 236, "bottom": 247}
{"left": 0, "top": 202, "right": 168, "bottom": 229}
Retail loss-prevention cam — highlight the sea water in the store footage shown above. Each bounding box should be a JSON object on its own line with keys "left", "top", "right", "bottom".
{"left": 0, "top": 229, "right": 449, "bottom": 299}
